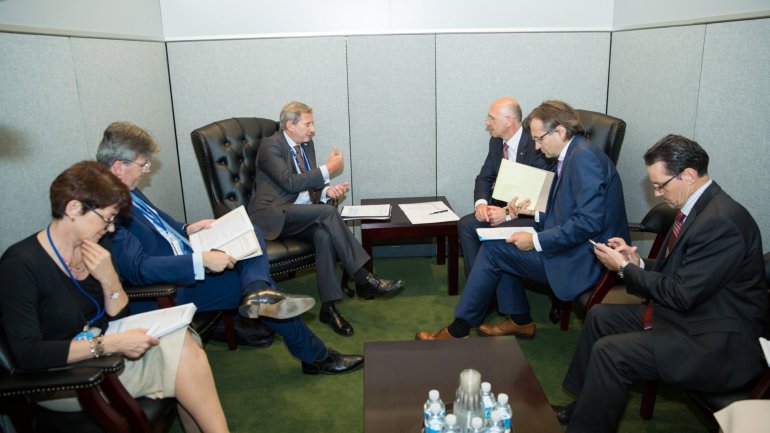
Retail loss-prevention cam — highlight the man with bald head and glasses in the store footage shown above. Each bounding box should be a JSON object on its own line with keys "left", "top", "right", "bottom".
{"left": 417, "top": 100, "right": 628, "bottom": 341}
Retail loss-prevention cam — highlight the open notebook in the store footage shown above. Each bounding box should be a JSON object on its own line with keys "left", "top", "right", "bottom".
{"left": 105, "top": 303, "right": 197, "bottom": 338}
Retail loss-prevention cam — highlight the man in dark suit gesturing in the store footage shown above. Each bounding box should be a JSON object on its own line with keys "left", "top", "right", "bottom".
{"left": 248, "top": 101, "right": 404, "bottom": 336}
{"left": 417, "top": 100, "right": 629, "bottom": 341}
{"left": 553, "top": 135, "right": 768, "bottom": 433}
{"left": 458, "top": 96, "right": 556, "bottom": 277}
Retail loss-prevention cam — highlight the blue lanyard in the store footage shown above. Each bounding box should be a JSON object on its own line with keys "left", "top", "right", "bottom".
{"left": 46, "top": 224, "right": 104, "bottom": 326}
{"left": 290, "top": 145, "right": 311, "bottom": 173}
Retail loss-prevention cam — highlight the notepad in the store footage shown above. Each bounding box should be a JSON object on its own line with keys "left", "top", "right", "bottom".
{"left": 105, "top": 303, "right": 197, "bottom": 338}
{"left": 476, "top": 227, "right": 536, "bottom": 241}
{"left": 189, "top": 205, "right": 262, "bottom": 260}
{"left": 491, "top": 160, "right": 554, "bottom": 213}
{"left": 340, "top": 204, "right": 391, "bottom": 220}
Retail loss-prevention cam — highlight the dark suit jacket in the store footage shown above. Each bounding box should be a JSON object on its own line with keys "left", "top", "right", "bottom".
{"left": 624, "top": 182, "right": 767, "bottom": 392}
{"left": 535, "top": 134, "right": 630, "bottom": 300}
{"left": 474, "top": 128, "right": 556, "bottom": 207}
{"left": 248, "top": 131, "right": 326, "bottom": 240}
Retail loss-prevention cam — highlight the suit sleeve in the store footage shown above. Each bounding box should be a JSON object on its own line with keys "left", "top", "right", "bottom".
{"left": 537, "top": 151, "right": 609, "bottom": 254}
{"left": 258, "top": 138, "right": 326, "bottom": 195}
{"left": 623, "top": 217, "right": 745, "bottom": 312}
{"left": 110, "top": 225, "right": 196, "bottom": 287}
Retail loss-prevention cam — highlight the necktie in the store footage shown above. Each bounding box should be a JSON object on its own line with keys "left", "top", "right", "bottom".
{"left": 642, "top": 211, "right": 685, "bottom": 330}
{"left": 293, "top": 145, "right": 307, "bottom": 173}
{"left": 502, "top": 141, "right": 509, "bottom": 160}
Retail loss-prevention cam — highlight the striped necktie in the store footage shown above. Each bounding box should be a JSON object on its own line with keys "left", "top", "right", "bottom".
{"left": 642, "top": 211, "right": 686, "bottom": 329}
{"left": 502, "top": 141, "right": 509, "bottom": 160}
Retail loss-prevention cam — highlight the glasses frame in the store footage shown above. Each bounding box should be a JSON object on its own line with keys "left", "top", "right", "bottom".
{"left": 652, "top": 171, "right": 682, "bottom": 192}
{"left": 124, "top": 159, "right": 152, "bottom": 171}
{"left": 533, "top": 130, "right": 552, "bottom": 144}
{"left": 88, "top": 207, "right": 117, "bottom": 230}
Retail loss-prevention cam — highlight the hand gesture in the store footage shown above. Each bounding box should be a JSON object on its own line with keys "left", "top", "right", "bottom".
{"left": 593, "top": 237, "right": 641, "bottom": 271}
{"left": 327, "top": 182, "right": 350, "bottom": 200}
{"left": 507, "top": 231, "right": 534, "bottom": 251}
{"left": 81, "top": 239, "right": 120, "bottom": 286}
{"left": 474, "top": 204, "right": 489, "bottom": 222}
{"left": 507, "top": 196, "right": 534, "bottom": 217}
{"left": 203, "top": 250, "right": 236, "bottom": 273}
{"left": 185, "top": 219, "right": 215, "bottom": 234}
{"left": 486, "top": 206, "right": 507, "bottom": 226}
{"left": 325, "top": 146, "right": 344, "bottom": 174}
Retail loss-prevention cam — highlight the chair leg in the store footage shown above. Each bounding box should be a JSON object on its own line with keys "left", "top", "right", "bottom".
{"left": 222, "top": 311, "right": 237, "bottom": 351}
{"left": 640, "top": 380, "right": 658, "bottom": 420}
{"left": 560, "top": 301, "right": 571, "bottom": 331}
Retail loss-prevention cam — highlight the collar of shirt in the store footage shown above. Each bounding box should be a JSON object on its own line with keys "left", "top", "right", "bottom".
{"left": 503, "top": 126, "right": 524, "bottom": 159}
{"left": 679, "top": 179, "right": 713, "bottom": 218}
{"left": 557, "top": 136, "right": 575, "bottom": 164}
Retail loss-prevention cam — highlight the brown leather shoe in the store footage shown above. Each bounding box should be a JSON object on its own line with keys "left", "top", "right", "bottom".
{"left": 415, "top": 327, "right": 468, "bottom": 341}
{"left": 477, "top": 317, "right": 536, "bottom": 339}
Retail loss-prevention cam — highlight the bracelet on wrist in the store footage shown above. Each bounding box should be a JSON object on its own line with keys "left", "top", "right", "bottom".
{"left": 88, "top": 336, "right": 105, "bottom": 358}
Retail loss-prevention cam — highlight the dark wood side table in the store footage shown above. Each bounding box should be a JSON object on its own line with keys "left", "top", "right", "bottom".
{"left": 363, "top": 337, "right": 562, "bottom": 433}
{"left": 359, "top": 196, "right": 459, "bottom": 295}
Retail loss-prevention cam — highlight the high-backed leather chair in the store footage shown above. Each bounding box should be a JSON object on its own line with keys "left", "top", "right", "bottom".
{"left": 0, "top": 330, "right": 176, "bottom": 433}
{"left": 190, "top": 118, "right": 316, "bottom": 277}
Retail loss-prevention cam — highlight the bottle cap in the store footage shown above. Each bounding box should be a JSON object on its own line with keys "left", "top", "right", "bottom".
{"left": 491, "top": 410, "right": 501, "bottom": 421}
{"left": 497, "top": 393, "right": 509, "bottom": 404}
{"left": 445, "top": 414, "right": 457, "bottom": 425}
{"left": 430, "top": 402, "right": 441, "bottom": 414}
{"left": 429, "top": 389, "right": 440, "bottom": 401}
{"left": 481, "top": 382, "right": 491, "bottom": 392}
{"left": 471, "top": 417, "right": 483, "bottom": 428}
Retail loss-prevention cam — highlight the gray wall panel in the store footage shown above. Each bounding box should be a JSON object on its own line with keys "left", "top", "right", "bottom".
{"left": 695, "top": 18, "right": 770, "bottom": 247}
{"left": 436, "top": 32, "right": 610, "bottom": 217}
{"left": 0, "top": 33, "right": 86, "bottom": 252}
{"left": 347, "top": 35, "right": 436, "bottom": 202}
{"left": 608, "top": 26, "right": 705, "bottom": 223}
{"left": 70, "top": 39, "right": 181, "bottom": 219}
{"left": 166, "top": 37, "right": 350, "bottom": 222}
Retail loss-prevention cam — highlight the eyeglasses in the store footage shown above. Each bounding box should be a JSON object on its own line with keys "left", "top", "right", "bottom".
{"left": 652, "top": 172, "right": 682, "bottom": 192}
{"left": 89, "top": 208, "right": 117, "bottom": 230}
{"left": 533, "top": 131, "right": 552, "bottom": 144}
{"left": 124, "top": 159, "right": 152, "bottom": 171}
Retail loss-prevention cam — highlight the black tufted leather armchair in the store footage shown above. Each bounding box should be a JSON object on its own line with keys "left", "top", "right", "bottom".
{"left": 190, "top": 118, "right": 316, "bottom": 277}
{"left": 576, "top": 109, "right": 626, "bottom": 165}
{"left": 0, "top": 330, "right": 176, "bottom": 433}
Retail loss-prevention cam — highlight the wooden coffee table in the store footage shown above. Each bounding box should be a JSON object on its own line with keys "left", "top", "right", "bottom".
{"left": 359, "top": 196, "right": 459, "bottom": 295}
{"left": 363, "top": 337, "right": 562, "bottom": 433}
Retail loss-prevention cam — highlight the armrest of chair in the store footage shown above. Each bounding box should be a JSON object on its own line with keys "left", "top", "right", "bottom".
{"left": 123, "top": 283, "right": 175, "bottom": 300}
{"left": 0, "top": 367, "right": 105, "bottom": 397}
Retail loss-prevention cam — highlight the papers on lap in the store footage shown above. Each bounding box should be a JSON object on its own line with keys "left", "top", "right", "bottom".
{"left": 341, "top": 204, "right": 391, "bottom": 220}
{"left": 476, "top": 226, "right": 536, "bottom": 241}
{"left": 491, "top": 159, "right": 554, "bottom": 213}
{"left": 106, "top": 303, "right": 197, "bottom": 338}
{"left": 398, "top": 201, "right": 460, "bottom": 224}
{"left": 189, "top": 205, "right": 262, "bottom": 260}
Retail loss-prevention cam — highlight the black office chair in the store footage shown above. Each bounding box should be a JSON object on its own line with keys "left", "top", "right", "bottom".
{"left": 0, "top": 330, "right": 176, "bottom": 433}
{"left": 191, "top": 118, "right": 352, "bottom": 296}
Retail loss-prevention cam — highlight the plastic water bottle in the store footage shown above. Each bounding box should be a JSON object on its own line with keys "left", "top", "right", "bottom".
{"left": 494, "top": 393, "right": 513, "bottom": 433}
{"left": 425, "top": 403, "right": 445, "bottom": 433}
{"left": 486, "top": 410, "right": 505, "bottom": 433}
{"left": 423, "top": 389, "right": 445, "bottom": 428}
{"left": 443, "top": 413, "right": 462, "bottom": 433}
{"left": 480, "top": 382, "right": 496, "bottom": 423}
{"left": 468, "top": 416, "right": 486, "bottom": 433}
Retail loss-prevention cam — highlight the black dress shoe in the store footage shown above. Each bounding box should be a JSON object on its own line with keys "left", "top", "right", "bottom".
{"left": 319, "top": 304, "right": 354, "bottom": 336}
{"left": 341, "top": 284, "right": 355, "bottom": 298}
{"left": 551, "top": 401, "right": 577, "bottom": 424}
{"left": 548, "top": 299, "right": 562, "bottom": 324}
{"left": 238, "top": 288, "right": 315, "bottom": 319}
{"left": 301, "top": 348, "right": 364, "bottom": 375}
{"left": 356, "top": 273, "right": 404, "bottom": 299}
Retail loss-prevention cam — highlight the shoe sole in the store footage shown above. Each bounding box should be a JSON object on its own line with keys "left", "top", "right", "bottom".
{"left": 239, "top": 297, "right": 316, "bottom": 319}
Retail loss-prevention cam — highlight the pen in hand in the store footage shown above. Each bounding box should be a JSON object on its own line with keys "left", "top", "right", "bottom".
{"left": 430, "top": 210, "right": 449, "bottom": 215}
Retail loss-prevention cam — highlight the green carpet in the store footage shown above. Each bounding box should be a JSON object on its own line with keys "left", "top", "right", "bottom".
{"left": 171, "top": 257, "right": 711, "bottom": 433}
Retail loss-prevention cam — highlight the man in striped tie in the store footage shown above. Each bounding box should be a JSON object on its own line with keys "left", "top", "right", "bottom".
{"left": 553, "top": 134, "right": 767, "bottom": 433}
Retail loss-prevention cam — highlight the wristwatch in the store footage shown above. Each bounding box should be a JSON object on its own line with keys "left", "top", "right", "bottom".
{"left": 504, "top": 207, "right": 513, "bottom": 222}
{"left": 617, "top": 260, "right": 630, "bottom": 278}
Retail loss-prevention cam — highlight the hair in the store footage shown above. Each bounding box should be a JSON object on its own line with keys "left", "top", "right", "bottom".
{"left": 50, "top": 161, "right": 132, "bottom": 219}
{"left": 643, "top": 134, "right": 709, "bottom": 176}
{"left": 524, "top": 100, "right": 583, "bottom": 138}
{"left": 96, "top": 121, "right": 159, "bottom": 167}
{"left": 279, "top": 101, "right": 313, "bottom": 131}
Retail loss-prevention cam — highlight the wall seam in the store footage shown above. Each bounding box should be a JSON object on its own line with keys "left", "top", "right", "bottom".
{"left": 164, "top": 43, "right": 187, "bottom": 221}
{"left": 693, "top": 25, "right": 707, "bottom": 139}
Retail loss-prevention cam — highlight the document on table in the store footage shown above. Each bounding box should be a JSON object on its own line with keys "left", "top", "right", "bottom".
{"left": 491, "top": 159, "right": 554, "bottom": 213}
{"left": 189, "top": 205, "right": 262, "bottom": 260}
{"left": 398, "top": 201, "right": 460, "bottom": 224}
{"left": 340, "top": 204, "right": 391, "bottom": 220}
{"left": 105, "top": 303, "right": 197, "bottom": 338}
{"left": 476, "top": 226, "right": 536, "bottom": 241}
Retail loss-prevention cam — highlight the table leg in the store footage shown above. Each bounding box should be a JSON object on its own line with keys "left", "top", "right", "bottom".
{"left": 436, "top": 236, "right": 446, "bottom": 265}
{"left": 448, "top": 231, "right": 459, "bottom": 296}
